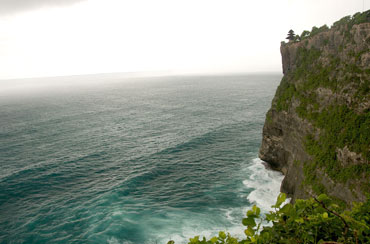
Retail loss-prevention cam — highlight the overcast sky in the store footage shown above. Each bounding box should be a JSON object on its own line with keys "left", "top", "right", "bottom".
{"left": 0, "top": 0, "right": 368, "bottom": 79}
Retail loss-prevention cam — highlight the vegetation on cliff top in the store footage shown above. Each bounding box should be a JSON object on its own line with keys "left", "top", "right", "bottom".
{"left": 283, "top": 10, "right": 369, "bottom": 43}
{"left": 168, "top": 193, "right": 370, "bottom": 244}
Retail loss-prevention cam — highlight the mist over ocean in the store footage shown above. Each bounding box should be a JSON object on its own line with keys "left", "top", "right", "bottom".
{"left": 0, "top": 73, "right": 282, "bottom": 244}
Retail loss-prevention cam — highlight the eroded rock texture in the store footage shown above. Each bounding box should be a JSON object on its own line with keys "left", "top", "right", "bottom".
{"left": 260, "top": 16, "right": 370, "bottom": 205}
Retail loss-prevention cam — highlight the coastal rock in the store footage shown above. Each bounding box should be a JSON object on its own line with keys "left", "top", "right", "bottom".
{"left": 260, "top": 17, "right": 370, "bottom": 205}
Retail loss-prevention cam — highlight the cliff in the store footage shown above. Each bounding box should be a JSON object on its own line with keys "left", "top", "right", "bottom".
{"left": 259, "top": 11, "right": 370, "bottom": 206}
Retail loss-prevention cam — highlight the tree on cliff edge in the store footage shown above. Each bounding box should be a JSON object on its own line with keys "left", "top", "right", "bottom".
{"left": 286, "top": 29, "right": 295, "bottom": 41}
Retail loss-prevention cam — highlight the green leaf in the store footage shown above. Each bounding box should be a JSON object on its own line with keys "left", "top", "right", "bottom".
{"left": 261, "top": 231, "right": 270, "bottom": 240}
{"left": 317, "top": 194, "right": 330, "bottom": 203}
{"left": 189, "top": 236, "right": 199, "bottom": 243}
{"left": 218, "top": 231, "right": 226, "bottom": 240}
{"left": 330, "top": 203, "right": 340, "bottom": 210}
{"left": 251, "top": 236, "right": 256, "bottom": 243}
{"left": 246, "top": 210, "right": 256, "bottom": 217}
{"left": 274, "top": 193, "right": 287, "bottom": 208}
{"left": 280, "top": 203, "right": 292, "bottom": 214}
{"left": 322, "top": 212, "right": 328, "bottom": 218}
{"left": 242, "top": 217, "right": 256, "bottom": 227}
{"left": 244, "top": 227, "right": 255, "bottom": 237}
{"left": 295, "top": 218, "right": 304, "bottom": 223}
{"left": 265, "top": 213, "right": 276, "bottom": 221}
{"left": 251, "top": 205, "right": 261, "bottom": 217}
{"left": 210, "top": 236, "right": 218, "bottom": 243}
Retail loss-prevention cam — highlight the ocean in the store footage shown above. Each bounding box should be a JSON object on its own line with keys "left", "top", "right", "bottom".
{"left": 0, "top": 73, "right": 283, "bottom": 244}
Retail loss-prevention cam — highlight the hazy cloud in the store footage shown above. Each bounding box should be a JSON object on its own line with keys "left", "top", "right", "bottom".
{"left": 0, "top": 0, "right": 366, "bottom": 79}
{"left": 0, "top": 0, "right": 87, "bottom": 15}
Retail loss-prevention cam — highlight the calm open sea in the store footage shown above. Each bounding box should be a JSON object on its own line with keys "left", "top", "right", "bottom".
{"left": 0, "top": 73, "right": 282, "bottom": 244}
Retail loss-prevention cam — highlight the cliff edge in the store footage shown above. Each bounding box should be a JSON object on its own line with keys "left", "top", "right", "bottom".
{"left": 259, "top": 11, "right": 370, "bottom": 206}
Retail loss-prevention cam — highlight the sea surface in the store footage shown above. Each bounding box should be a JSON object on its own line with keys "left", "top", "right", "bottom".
{"left": 0, "top": 73, "right": 282, "bottom": 244}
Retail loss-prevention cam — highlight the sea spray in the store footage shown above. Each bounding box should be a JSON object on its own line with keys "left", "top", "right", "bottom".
{"left": 243, "top": 158, "right": 285, "bottom": 212}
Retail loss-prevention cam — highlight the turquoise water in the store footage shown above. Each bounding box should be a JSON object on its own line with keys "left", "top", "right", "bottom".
{"left": 0, "top": 74, "right": 282, "bottom": 244}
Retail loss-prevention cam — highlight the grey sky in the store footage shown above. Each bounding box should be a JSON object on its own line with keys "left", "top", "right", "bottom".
{"left": 0, "top": 0, "right": 86, "bottom": 15}
{"left": 0, "top": 0, "right": 368, "bottom": 80}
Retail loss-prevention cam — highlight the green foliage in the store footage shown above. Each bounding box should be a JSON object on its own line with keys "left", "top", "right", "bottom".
{"left": 180, "top": 231, "right": 239, "bottom": 244}
{"left": 332, "top": 10, "right": 370, "bottom": 29}
{"left": 310, "top": 25, "right": 329, "bottom": 37}
{"left": 313, "top": 106, "right": 370, "bottom": 160}
{"left": 333, "top": 15, "right": 352, "bottom": 27}
{"left": 274, "top": 77, "right": 296, "bottom": 111}
{"left": 302, "top": 105, "right": 370, "bottom": 193}
{"left": 288, "top": 10, "right": 369, "bottom": 43}
{"left": 171, "top": 193, "right": 370, "bottom": 244}
{"left": 300, "top": 30, "right": 310, "bottom": 40}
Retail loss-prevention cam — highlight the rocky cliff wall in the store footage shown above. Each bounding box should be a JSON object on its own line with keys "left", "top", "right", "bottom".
{"left": 259, "top": 12, "right": 370, "bottom": 206}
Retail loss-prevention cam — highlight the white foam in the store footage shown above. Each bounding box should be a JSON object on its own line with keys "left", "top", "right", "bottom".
{"left": 243, "top": 158, "right": 285, "bottom": 212}
{"left": 107, "top": 237, "right": 133, "bottom": 244}
{"left": 224, "top": 209, "right": 233, "bottom": 222}
{"left": 155, "top": 158, "right": 287, "bottom": 244}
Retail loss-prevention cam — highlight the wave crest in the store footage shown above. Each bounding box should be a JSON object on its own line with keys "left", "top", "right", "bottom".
{"left": 243, "top": 158, "right": 284, "bottom": 212}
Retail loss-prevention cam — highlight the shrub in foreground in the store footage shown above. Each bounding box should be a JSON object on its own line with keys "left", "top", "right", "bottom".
{"left": 168, "top": 193, "right": 370, "bottom": 244}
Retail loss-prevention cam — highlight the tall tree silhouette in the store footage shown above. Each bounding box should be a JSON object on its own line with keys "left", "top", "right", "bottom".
{"left": 286, "top": 29, "right": 295, "bottom": 41}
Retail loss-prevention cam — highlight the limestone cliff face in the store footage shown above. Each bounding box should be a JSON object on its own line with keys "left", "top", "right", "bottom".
{"left": 259, "top": 12, "right": 370, "bottom": 205}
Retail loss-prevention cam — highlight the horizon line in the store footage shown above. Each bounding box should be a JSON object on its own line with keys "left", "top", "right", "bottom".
{"left": 0, "top": 70, "right": 283, "bottom": 82}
